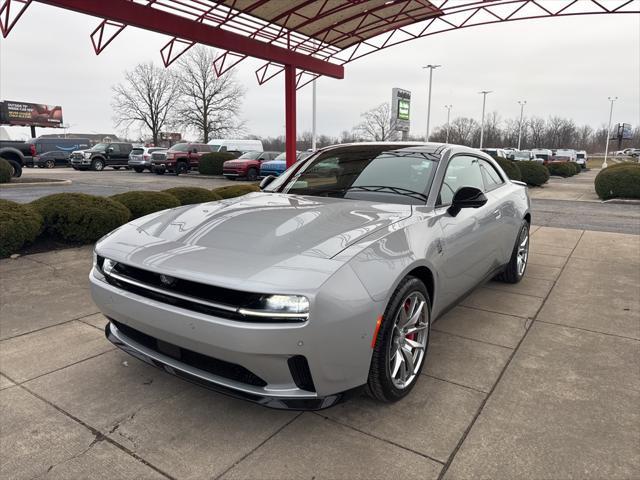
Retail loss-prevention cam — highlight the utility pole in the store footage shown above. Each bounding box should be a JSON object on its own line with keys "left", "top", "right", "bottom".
{"left": 602, "top": 96, "right": 618, "bottom": 168}
{"left": 422, "top": 64, "right": 441, "bottom": 141}
{"left": 479, "top": 90, "right": 492, "bottom": 148}
{"left": 444, "top": 104, "right": 453, "bottom": 144}
{"left": 311, "top": 78, "right": 317, "bottom": 151}
{"left": 517, "top": 100, "right": 527, "bottom": 150}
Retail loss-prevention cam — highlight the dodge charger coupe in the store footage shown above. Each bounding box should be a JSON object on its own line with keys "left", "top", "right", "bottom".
{"left": 91, "top": 142, "right": 531, "bottom": 410}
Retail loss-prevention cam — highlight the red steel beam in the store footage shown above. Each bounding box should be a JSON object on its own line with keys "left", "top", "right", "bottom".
{"left": 284, "top": 64, "right": 296, "bottom": 169}
{"left": 34, "top": 0, "right": 344, "bottom": 79}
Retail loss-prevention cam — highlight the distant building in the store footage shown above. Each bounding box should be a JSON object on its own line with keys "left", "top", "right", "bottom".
{"left": 38, "top": 132, "right": 120, "bottom": 145}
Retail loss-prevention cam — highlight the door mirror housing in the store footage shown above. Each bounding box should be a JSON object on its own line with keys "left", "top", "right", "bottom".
{"left": 106, "top": 147, "right": 114, "bottom": 153}
{"left": 448, "top": 186, "right": 487, "bottom": 217}
{"left": 259, "top": 175, "right": 276, "bottom": 190}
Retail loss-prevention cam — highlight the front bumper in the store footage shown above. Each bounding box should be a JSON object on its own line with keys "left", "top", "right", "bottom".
{"left": 91, "top": 265, "right": 378, "bottom": 409}
{"left": 128, "top": 159, "right": 151, "bottom": 167}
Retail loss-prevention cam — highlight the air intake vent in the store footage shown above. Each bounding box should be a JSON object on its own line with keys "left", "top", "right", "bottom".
{"left": 287, "top": 355, "right": 316, "bottom": 392}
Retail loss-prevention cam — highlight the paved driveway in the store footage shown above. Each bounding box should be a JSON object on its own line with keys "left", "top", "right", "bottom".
{"left": 1, "top": 226, "right": 638, "bottom": 479}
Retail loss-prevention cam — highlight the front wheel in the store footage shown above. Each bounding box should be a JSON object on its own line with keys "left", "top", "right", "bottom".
{"left": 45, "top": 160, "right": 56, "bottom": 169}
{"left": 495, "top": 220, "right": 529, "bottom": 284}
{"left": 92, "top": 159, "right": 104, "bottom": 171}
{"left": 246, "top": 168, "right": 258, "bottom": 181}
{"left": 367, "top": 276, "right": 431, "bottom": 403}
{"left": 175, "top": 162, "right": 189, "bottom": 175}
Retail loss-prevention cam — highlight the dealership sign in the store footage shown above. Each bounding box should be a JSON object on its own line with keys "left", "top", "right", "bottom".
{"left": 391, "top": 88, "right": 411, "bottom": 133}
{"left": 0, "top": 100, "right": 64, "bottom": 127}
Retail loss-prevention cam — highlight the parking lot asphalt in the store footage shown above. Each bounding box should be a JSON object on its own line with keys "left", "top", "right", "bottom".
{"left": 2, "top": 167, "right": 638, "bottom": 235}
{"left": 1, "top": 226, "right": 638, "bottom": 479}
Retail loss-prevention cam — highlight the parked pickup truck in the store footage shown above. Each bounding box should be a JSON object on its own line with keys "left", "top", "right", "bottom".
{"left": 69, "top": 142, "right": 133, "bottom": 171}
{"left": 151, "top": 143, "right": 213, "bottom": 175}
{"left": 0, "top": 140, "right": 34, "bottom": 177}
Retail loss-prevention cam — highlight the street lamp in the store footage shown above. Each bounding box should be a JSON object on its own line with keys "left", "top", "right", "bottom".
{"left": 602, "top": 96, "right": 618, "bottom": 169}
{"left": 422, "top": 64, "right": 441, "bottom": 141}
{"left": 517, "top": 100, "right": 527, "bottom": 150}
{"left": 311, "top": 78, "right": 317, "bottom": 151}
{"left": 444, "top": 104, "right": 453, "bottom": 144}
{"left": 478, "top": 90, "right": 492, "bottom": 148}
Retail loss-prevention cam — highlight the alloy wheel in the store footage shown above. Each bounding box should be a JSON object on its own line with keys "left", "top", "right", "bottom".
{"left": 45, "top": 160, "right": 55, "bottom": 169}
{"left": 388, "top": 291, "right": 429, "bottom": 390}
{"left": 516, "top": 226, "right": 529, "bottom": 276}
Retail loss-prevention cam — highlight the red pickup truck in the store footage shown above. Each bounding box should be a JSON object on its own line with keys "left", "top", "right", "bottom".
{"left": 152, "top": 143, "right": 213, "bottom": 175}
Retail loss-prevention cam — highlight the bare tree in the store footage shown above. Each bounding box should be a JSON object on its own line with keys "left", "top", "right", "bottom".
{"left": 354, "top": 102, "right": 397, "bottom": 141}
{"left": 174, "top": 46, "right": 245, "bottom": 142}
{"left": 449, "top": 117, "right": 479, "bottom": 146}
{"left": 528, "top": 117, "right": 546, "bottom": 148}
{"left": 112, "top": 62, "right": 180, "bottom": 145}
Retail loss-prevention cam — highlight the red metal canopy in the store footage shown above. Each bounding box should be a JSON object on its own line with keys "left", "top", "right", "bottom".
{"left": 2, "top": 0, "right": 638, "bottom": 167}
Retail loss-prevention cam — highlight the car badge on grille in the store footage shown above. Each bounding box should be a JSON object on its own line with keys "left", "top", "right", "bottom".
{"left": 159, "top": 274, "right": 177, "bottom": 287}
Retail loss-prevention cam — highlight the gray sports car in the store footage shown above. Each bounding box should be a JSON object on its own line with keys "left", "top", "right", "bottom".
{"left": 91, "top": 142, "right": 531, "bottom": 409}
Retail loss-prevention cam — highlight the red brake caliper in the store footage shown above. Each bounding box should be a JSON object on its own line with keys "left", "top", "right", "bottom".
{"left": 404, "top": 300, "right": 416, "bottom": 341}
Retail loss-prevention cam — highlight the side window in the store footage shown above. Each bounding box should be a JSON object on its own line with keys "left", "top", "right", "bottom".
{"left": 479, "top": 159, "right": 504, "bottom": 191}
{"left": 109, "top": 144, "right": 121, "bottom": 154}
{"left": 220, "top": 146, "right": 227, "bottom": 152}
{"left": 439, "top": 155, "right": 484, "bottom": 205}
{"left": 197, "top": 145, "right": 209, "bottom": 152}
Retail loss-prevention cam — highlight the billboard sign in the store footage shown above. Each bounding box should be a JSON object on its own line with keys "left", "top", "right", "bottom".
{"left": 0, "top": 100, "right": 63, "bottom": 127}
{"left": 391, "top": 88, "right": 411, "bottom": 132}
{"left": 612, "top": 123, "right": 633, "bottom": 140}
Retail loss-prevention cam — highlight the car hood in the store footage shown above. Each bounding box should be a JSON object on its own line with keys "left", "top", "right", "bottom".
{"left": 96, "top": 192, "right": 412, "bottom": 290}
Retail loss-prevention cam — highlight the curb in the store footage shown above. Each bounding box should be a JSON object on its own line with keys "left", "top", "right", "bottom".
{"left": 603, "top": 198, "right": 640, "bottom": 205}
{"left": 0, "top": 179, "right": 72, "bottom": 188}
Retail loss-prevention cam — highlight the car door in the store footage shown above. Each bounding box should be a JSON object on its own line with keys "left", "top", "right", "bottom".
{"left": 120, "top": 145, "right": 132, "bottom": 164}
{"left": 435, "top": 155, "right": 502, "bottom": 306}
{"left": 106, "top": 144, "right": 120, "bottom": 166}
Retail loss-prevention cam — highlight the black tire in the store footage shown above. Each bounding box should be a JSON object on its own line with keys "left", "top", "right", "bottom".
{"left": 367, "top": 276, "right": 431, "bottom": 403}
{"left": 246, "top": 167, "right": 258, "bottom": 181}
{"left": 113, "top": 166, "right": 121, "bottom": 170}
{"left": 45, "top": 159, "right": 56, "bottom": 169}
{"left": 92, "top": 158, "right": 104, "bottom": 171}
{"left": 38, "top": 164, "right": 45, "bottom": 168}
{"left": 133, "top": 167, "right": 144, "bottom": 173}
{"left": 176, "top": 162, "right": 189, "bottom": 176}
{"left": 495, "top": 220, "right": 530, "bottom": 284}
{"left": 7, "top": 160, "right": 22, "bottom": 178}
{"left": 154, "top": 167, "right": 165, "bottom": 175}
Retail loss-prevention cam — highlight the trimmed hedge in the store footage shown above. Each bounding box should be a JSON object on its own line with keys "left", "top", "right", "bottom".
{"left": 0, "top": 199, "right": 43, "bottom": 257}
{"left": 163, "top": 187, "right": 222, "bottom": 205}
{"left": 198, "top": 152, "right": 236, "bottom": 175}
{"left": 518, "top": 161, "right": 550, "bottom": 186}
{"left": 31, "top": 193, "right": 130, "bottom": 243}
{"left": 547, "top": 162, "right": 575, "bottom": 177}
{"left": 111, "top": 191, "right": 180, "bottom": 219}
{"left": 595, "top": 164, "right": 640, "bottom": 200}
{"left": 212, "top": 184, "right": 261, "bottom": 199}
{"left": 607, "top": 161, "right": 637, "bottom": 169}
{"left": 0, "top": 158, "right": 12, "bottom": 183}
{"left": 495, "top": 158, "right": 522, "bottom": 181}
{"left": 571, "top": 162, "right": 581, "bottom": 174}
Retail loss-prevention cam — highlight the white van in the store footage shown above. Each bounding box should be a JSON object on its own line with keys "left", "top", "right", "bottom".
{"left": 207, "top": 139, "right": 263, "bottom": 154}
{"left": 553, "top": 149, "right": 577, "bottom": 162}
{"left": 575, "top": 150, "right": 588, "bottom": 168}
{"left": 531, "top": 148, "right": 553, "bottom": 162}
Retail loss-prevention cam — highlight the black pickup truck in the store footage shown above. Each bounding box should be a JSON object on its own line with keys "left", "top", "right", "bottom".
{"left": 69, "top": 142, "right": 133, "bottom": 171}
{"left": 0, "top": 140, "right": 33, "bottom": 177}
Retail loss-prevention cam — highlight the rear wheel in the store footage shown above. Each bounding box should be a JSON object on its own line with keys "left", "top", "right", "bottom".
{"left": 113, "top": 166, "right": 121, "bottom": 170}
{"left": 7, "top": 160, "right": 22, "bottom": 178}
{"left": 495, "top": 220, "right": 529, "bottom": 284}
{"left": 246, "top": 167, "right": 258, "bottom": 181}
{"left": 367, "top": 276, "right": 431, "bottom": 403}
{"left": 92, "top": 159, "right": 104, "bottom": 171}
{"left": 45, "top": 159, "right": 55, "bottom": 169}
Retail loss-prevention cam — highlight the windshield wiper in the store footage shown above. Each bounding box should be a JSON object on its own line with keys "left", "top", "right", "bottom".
{"left": 345, "top": 185, "right": 429, "bottom": 202}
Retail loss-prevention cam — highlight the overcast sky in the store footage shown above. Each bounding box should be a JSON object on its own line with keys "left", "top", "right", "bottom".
{"left": 1, "top": 2, "right": 639, "bottom": 141}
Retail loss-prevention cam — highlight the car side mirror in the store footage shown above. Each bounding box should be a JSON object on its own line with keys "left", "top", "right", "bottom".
{"left": 106, "top": 147, "right": 114, "bottom": 153}
{"left": 259, "top": 175, "right": 276, "bottom": 190}
{"left": 448, "top": 187, "right": 487, "bottom": 217}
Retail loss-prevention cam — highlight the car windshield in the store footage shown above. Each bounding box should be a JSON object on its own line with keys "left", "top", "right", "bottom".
{"left": 269, "top": 147, "right": 437, "bottom": 205}
{"left": 169, "top": 144, "right": 191, "bottom": 152}
{"left": 238, "top": 151, "right": 261, "bottom": 160}
{"left": 209, "top": 144, "right": 221, "bottom": 151}
{"left": 91, "top": 143, "right": 107, "bottom": 151}
{"left": 131, "top": 148, "right": 144, "bottom": 155}
{"left": 577, "top": 153, "right": 585, "bottom": 159}
{"left": 273, "top": 152, "right": 287, "bottom": 161}
{"left": 513, "top": 151, "right": 530, "bottom": 159}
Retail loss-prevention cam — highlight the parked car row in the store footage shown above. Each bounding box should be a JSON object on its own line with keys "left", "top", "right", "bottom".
{"left": 482, "top": 147, "right": 589, "bottom": 169}
{"left": 614, "top": 148, "right": 640, "bottom": 157}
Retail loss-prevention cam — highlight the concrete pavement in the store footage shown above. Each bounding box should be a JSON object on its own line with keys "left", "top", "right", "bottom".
{"left": 0, "top": 227, "right": 638, "bottom": 479}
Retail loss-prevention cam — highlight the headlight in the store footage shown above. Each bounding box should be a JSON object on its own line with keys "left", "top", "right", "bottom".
{"left": 84, "top": 152, "right": 92, "bottom": 158}
{"left": 239, "top": 294, "right": 310, "bottom": 319}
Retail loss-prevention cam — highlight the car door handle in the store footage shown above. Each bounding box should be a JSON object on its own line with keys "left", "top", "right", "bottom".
{"left": 493, "top": 209, "right": 502, "bottom": 219}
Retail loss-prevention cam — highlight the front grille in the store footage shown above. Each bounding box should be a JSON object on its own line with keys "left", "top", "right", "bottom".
{"left": 99, "top": 258, "right": 306, "bottom": 323}
{"left": 288, "top": 355, "right": 316, "bottom": 392}
{"left": 111, "top": 320, "right": 267, "bottom": 387}
{"left": 152, "top": 152, "right": 166, "bottom": 161}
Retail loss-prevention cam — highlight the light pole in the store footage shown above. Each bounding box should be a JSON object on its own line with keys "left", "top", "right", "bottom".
{"left": 517, "top": 100, "right": 527, "bottom": 150}
{"left": 602, "top": 96, "right": 617, "bottom": 169}
{"left": 479, "top": 90, "right": 492, "bottom": 148}
{"left": 311, "top": 78, "right": 317, "bottom": 151}
{"left": 422, "top": 64, "right": 441, "bottom": 141}
{"left": 444, "top": 104, "right": 453, "bottom": 144}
